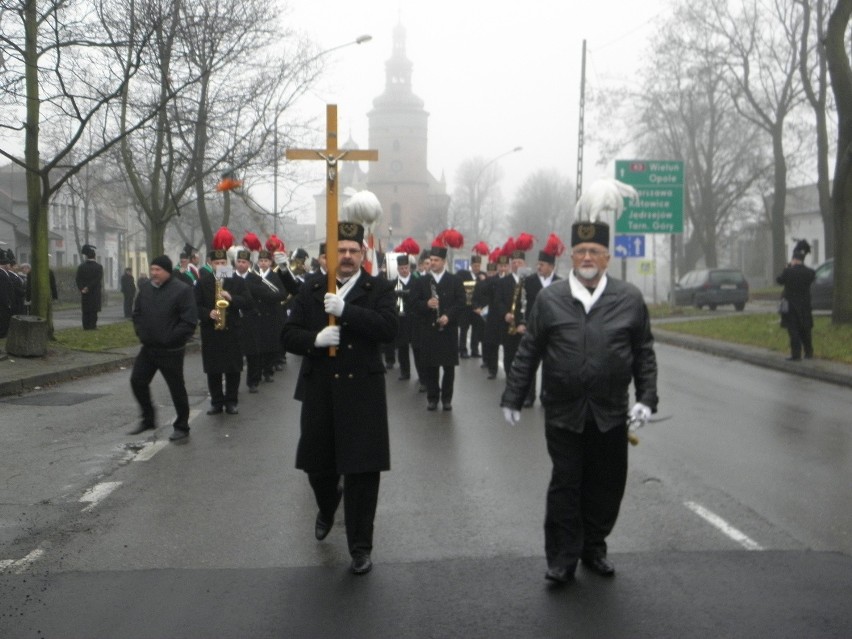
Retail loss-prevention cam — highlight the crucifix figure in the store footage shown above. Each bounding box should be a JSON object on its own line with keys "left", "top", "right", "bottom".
{"left": 286, "top": 104, "right": 378, "bottom": 355}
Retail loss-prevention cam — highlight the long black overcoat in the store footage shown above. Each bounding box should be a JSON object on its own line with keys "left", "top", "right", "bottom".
{"left": 75, "top": 260, "right": 103, "bottom": 313}
{"left": 196, "top": 269, "right": 252, "bottom": 374}
{"left": 282, "top": 270, "right": 398, "bottom": 474}
{"left": 240, "top": 271, "right": 287, "bottom": 355}
{"left": 410, "top": 271, "right": 466, "bottom": 367}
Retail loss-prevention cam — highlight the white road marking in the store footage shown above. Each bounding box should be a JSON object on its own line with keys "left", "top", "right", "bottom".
{"left": 0, "top": 548, "right": 45, "bottom": 574}
{"left": 134, "top": 440, "right": 169, "bottom": 461}
{"left": 685, "top": 501, "right": 764, "bottom": 551}
{"left": 80, "top": 481, "right": 122, "bottom": 512}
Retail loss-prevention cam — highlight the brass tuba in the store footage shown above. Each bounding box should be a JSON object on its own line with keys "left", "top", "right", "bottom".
{"left": 214, "top": 277, "right": 229, "bottom": 330}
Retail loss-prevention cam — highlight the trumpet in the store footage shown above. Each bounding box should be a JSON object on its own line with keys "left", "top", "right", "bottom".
{"left": 214, "top": 277, "right": 229, "bottom": 330}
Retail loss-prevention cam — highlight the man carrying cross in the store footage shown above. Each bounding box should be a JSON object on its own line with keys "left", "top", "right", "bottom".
{"left": 281, "top": 221, "right": 398, "bottom": 576}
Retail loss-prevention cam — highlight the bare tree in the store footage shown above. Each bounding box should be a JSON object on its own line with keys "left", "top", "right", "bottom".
{"left": 642, "top": 5, "right": 771, "bottom": 272}
{"left": 450, "top": 156, "right": 509, "bottom": 246}
{"left": 116, "top": 0, "right": 317, "bottom": 256}
{"left": 0, "top": 0, "right": 165, "bottom": 327}
{"left": 796, "top": 0, "right": 835, "bottom": 258}
{"left": 700, "top": 0, "right": 806, "bottom": 275}
{"left": 825, "top": 0, "right": 852, "bottom": 322}
{"left": 508, "top": 169, "right": 574, "bottom": 249}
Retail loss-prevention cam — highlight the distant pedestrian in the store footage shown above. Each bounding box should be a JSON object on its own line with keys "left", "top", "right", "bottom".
{"left": 777, "top": 239, "right": 816, "bottom": 361}
{"left": 120, "top": 267, "right": 136, "bottom": 318}
{"left": 76, "top": 244, "right": 103, "bottom": 330}
{"left": 501, "top": 218, "right": 659, "bottom": 585}
{"left": 129, "top": 255, "right": 198, "bottom": 442}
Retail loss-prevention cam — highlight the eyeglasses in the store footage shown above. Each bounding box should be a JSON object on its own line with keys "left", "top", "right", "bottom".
{"left": 337, "top": 247, "right": 362, "bottom": 255}
{"left": 572, "top": 248, "right": 608, "bottom": 258}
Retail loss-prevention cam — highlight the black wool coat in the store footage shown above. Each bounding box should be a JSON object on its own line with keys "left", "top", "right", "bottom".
{"left": 195, "top": 269, "right": 252, "bottom": 374}
{"left": 282, "top": 269, "right": 398, "bottom": 474}
{"left": 76, "top": 260, "right": 103, "bottom": 313}
{"left": 410, "top": 271, "right": 466, "bottom": 367}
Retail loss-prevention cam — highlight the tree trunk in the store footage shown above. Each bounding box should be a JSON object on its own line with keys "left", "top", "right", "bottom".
{"left": 770, "top": 129, "right": 788, "bottom": 276}
{"left": 826, "top": 0, "right": 852, "bottom": 323}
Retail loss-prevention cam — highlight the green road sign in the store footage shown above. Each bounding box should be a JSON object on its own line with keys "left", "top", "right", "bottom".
{"left": 615, "top": 160, "right": 684, "bottom": 234}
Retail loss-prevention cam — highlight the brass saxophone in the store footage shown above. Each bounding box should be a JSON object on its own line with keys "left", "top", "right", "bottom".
{"left": 214, "top": 277, "right": 229, "bottom": 330}
{"left": 507, "top": 271, "right": 529, "bottom": 335}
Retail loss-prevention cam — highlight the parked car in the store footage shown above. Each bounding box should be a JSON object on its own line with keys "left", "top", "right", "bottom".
{"left": 672, "top": 268, "right": 749, "bottom": 311}
{"left": 810, "top": 258, "right": 834, "bottom": 310}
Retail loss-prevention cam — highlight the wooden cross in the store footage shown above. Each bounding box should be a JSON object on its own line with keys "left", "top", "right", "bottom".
{"left": 286, "top": 104, "right": 378, "bottom": 355}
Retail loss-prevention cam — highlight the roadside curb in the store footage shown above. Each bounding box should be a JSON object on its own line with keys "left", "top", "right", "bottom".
{"left": 653, "top": 328, "right": 852, "bottom": 388}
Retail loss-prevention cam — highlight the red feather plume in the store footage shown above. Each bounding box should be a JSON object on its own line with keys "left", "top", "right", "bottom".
{"left": 489, "top": 248, "right": 502, "bottom": 263}
{"left": 242, "top": 232, "right": 262, "bottom": 252}
{"left": 472, "top": 241, "right": 489, "bottom": 256}
{"left": 432, "top": 230, "right": 446, "bottom": 247}
{"left": 215, "top": 177, "right": 243, "bottom": 192}
{"left": 542, "top": 233, "right": 566, "bottom": 258}
{"left": 502, "top": 237, "right": 516, "bottom": 256}
{"left": 441, "top": 228, "right": 464, "bottom": 249}
{"left": 514, "top": 232, "right": 535, "bottom": 252}
{"left": 265, "top": 234, "right": 286, "bottom": 253}
{"left": 212, "top": 226, "right": 235, "bottom": 250}
{"left": 394, "top": 237, "right": 421, "bottom": 255}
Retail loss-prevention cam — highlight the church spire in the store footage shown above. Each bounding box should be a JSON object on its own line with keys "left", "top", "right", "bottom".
{"left": 374, "top": 21, "right": 423, "bottom": 108}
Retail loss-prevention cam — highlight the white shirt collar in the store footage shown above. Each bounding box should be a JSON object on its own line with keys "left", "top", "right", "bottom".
{"left": 431, "top": 269, "right": 446, "bottom": 284}
{"left": 568, "top": 270, "right": 608, "bottom": 314}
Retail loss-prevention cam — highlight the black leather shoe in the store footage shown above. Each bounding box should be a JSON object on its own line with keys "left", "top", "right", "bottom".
{"left": 315, "top": 513, "right": 333, "bottom": 540}
{"left": 459, "top": 351, "right": 470, "bottom": 359}
{"left": 470, "top": 351, "right": 480, "bottom": 358}
{"left": 225, "top": 404, "right": 239, "bottom": 415}
{"left": 545, "top": 566, "right": 575, "bottom": 584}
{"left": 248, "top": 385, "right": 259, "bottom": 394}
{"left": 128, "top": 423, "right": 155, "bottom": 435}
{"left": 442, "top": 403, "right": 452, "bottom": 411}
{"left": 263, "top": 375, "right": 273, "bottom": 383}
{"left": 169, "top": 429, "right": 189, "bottom": 442}
{"left": 398, "top": 374, "right": 410, "bottom": 380}
{"left": 206, "top": 406, "right": 223, "bottom": 415}
{"left": 427, "top": 401, "right": 438, "bottom": 411}
{"left": 582, "top": 555, "right": 615, "bottom": 576}
{"left": 487, "top": 372, "right": 497, "bottom": 379}
{"left": 350, "top": 554, "right": 373, "bottom": 575}
{"left": 274, "top": 363, "right": 284, "bottom": 371}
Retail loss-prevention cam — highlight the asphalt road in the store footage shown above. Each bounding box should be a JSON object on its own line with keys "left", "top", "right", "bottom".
{"left": 0, "top": 342, "right": 850, "bottom": 638}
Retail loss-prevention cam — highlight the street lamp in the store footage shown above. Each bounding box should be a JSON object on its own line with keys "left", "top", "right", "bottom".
{"left": 272, "top": 34, "right": 373, "bottom": 235}
{"left": 470, "top": 146, "right": 522, "bottom": 242}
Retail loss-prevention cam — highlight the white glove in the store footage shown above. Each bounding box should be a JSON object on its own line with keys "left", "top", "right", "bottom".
{"left": 324, "top": 293, "right": 345, "bottom": 317}
{"left": 628, "top": 402, "right": 652, "bottom": 428}
{"left": 313, "top": 325, "right": 340, "bottom": 348}
{"left": 273, "top": 251, "right": 288, "bottom": 266}
{"left": 502, "top": 407, "right": 521, "bottom": 426}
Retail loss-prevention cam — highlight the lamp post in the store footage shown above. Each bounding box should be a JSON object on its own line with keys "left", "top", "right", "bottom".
{"left": 470, "top": 146, "right": 522, "bottom": 242}
{"left": 272, "top": 34, "right": 372, "bottom": 236}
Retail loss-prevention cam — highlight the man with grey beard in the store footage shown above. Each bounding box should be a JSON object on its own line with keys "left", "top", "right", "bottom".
{"left": 500, "top": 220, "right": 658, "bottom": 586}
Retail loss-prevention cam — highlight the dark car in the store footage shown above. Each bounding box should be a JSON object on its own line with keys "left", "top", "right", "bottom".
{"left": 810, "top": 258, "right": 834, "bottom": 310}
{"left": 672, "top": 268, "right": 749, "bottom": 311}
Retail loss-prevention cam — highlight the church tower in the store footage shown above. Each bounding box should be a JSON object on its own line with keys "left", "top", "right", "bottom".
{"left": 367, "top": 23, "right": 449, "bottom": 250}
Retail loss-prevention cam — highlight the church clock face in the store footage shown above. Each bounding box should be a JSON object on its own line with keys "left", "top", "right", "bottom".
{"left": 391, "top": 160, "right": 403, "bottom": 173}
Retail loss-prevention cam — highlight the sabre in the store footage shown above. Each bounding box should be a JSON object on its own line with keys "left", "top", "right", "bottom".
{"left": 627, "top": 414, "right": 673, "bottom": 446}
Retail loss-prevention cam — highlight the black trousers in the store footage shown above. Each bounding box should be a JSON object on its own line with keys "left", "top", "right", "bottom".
{"left": 308, "top": 470, "right": 381, "bottom": 558}
{"left": 207, "top": 371, "right": 240, "bottom": 407}
{"left": 81, "top": 308, "right": 98, "bottom": 330}
{"left": 458, "top": 307, "right": 474, "bottom": 353}
{"left": 482, "top": 340, "right": 500, "bottom": 376}
{"left": 393, "top": 341, "right": 411, "bottom": 377}
{"left": 423, "top": 365, "right": 455, "bottom": 404}
{"left": 123, "top": 294, "right": 134, "bottom": 318}
{"left": 543, "top": 419, "right": 628, "bottom": 571}
{"left": 469, "top": 315, "right": 484, "bottom": 355}
{"left": 246, "top": 352, "right": 275, "bottom": 386}
{"left": 785, "top": 313, "right": 813, "bottom": 359}
{"left": 130, "top": 345, "right": 190, "bottom": 430}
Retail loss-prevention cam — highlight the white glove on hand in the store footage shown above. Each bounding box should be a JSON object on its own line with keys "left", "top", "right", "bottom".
{"left": 324, "top": 293, "right": 345, "bottom": 317}
{"left": 628, "top": 402, "right": 652, "bottom": 428}
{"left": 502, "top": 407, "right": 521, "bottom": 426}
{"left": 313, "top": 325, "right": 340, "bottom": 348}
{"left": 273, "top": 251, "right": 288, "bottom": 266}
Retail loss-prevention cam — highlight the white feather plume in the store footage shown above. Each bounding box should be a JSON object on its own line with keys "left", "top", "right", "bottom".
{"left": 342, "top": 189, "right": 383, "bottom": 230}
{"left": 575, "top": 179, "right": 639, "bottom": 222}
